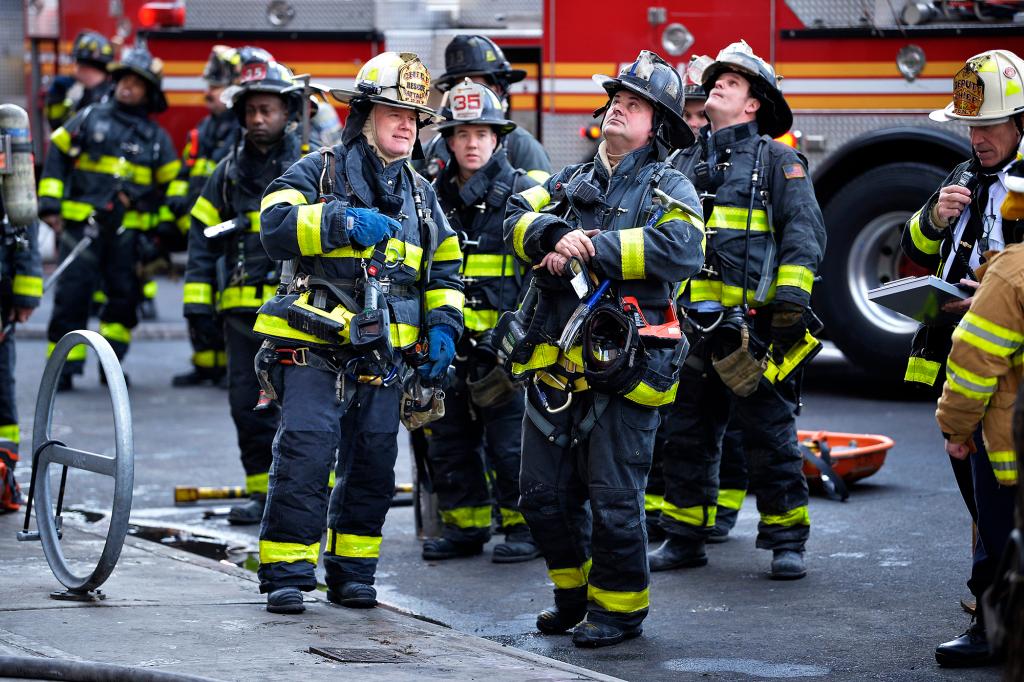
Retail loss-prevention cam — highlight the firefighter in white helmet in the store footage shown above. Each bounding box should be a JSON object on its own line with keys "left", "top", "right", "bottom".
{"left": 900, "top": 48, "right": 1024, "bottom": 668}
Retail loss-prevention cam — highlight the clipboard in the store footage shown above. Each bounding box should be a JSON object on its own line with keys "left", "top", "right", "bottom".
{"left": 867, "top": 275, "right": 969, "bottom": 325}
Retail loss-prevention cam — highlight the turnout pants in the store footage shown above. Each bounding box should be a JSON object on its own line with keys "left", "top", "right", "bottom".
{"left": 426, "top": 373, "right": 526, "bottom": 544}
{"left": 258, "top": 362, "right": 400, "bottom": 593}
{"left": 224, "top": 314, "right": 277, "bottom": 496}
{"left": 966, "top": 429, "right": 1018, "bottom": 604}
{"left": 520, "top": 387, "right": 658, "bottom": 630}
{"left": 47, "top": 221, "right": 139, "bottom": 374}
{"left": 0, "top": 335, "right": 20, "bottom": 510}
{"left": 658, "top": 358, "right": 809, "bottom": 552}
{"left": 189, "top": 316, "right": 227, "bottom": 378}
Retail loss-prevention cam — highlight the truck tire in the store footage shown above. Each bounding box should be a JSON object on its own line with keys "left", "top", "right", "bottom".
{"left": 816, "top": 162, "right": 948, "bottom": 379}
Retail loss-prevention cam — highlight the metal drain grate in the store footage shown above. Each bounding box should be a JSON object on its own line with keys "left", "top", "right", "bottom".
{"left": 308, "top": 646, "right": 403, "bottom": 663}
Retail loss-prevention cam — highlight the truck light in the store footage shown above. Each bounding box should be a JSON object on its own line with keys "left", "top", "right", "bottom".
{"left": 896, "top": 45, "right": 926, "bottom": 82}
{"left": 580, "top": 125, "right": 601, "bottom": 140}
{"left": 774, "top": 130, "right": 801, "bottom": 150}
{"left": 661, "top": 23, "right": 694, "bottom": 57}
{"left": 138, "top": 1, "right": 185, "bottom": 29}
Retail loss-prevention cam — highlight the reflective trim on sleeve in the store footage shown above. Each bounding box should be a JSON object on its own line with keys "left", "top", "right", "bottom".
{"left": 526, "top": 169, "right": 551, "bottom": 184}
{"left": 908, "top": 209, "right": 941, "bottom": 255}
{"left": 618, "top": 228, "right": 646, "bottom": 280}
{"left": 325, "top": 530, "right": 383, "bottom": 558}
{"left": 99, "top": 321, "right": 132, "bottom": 345}
{"left": 661, "top": 500, "right": 716, "bottom": 527}
{"left": 259, "top": 539, "right": 320, "bottom": 565}
{"left": 296, "top": 203, "right": 325, "bottom": 256}
{"left": 777, "top": 264, "right": 815, "bottom": 294}
{"left": 440, "top": 505, "right": 492, "bottom": 529}
{"left": 587, "top": 583, "right": 649, "bottom": 614}
{"left": 512, "top": 212, "right": 543, "bottom": 261}
{"left": 953, "top": 311, "right": 1024, "bottom": 357}
{"left": 519, "top": 185, "right": 551, "bottom": 212}
{"left": 945, "top": 357, "right": 998, "bottom": 402}
{"left": 760, "top": 505, "right": 810, "bottom": 527}
{"left": 51, "top": 127, "right": 72, "bottom": 153}
{"left": 260, "top": 188, "right": 308, "bottom": 213}
{"left": 38, "top": 178, "right": 64, "bottom": 199}
{"left": 433, "top": 235, "right": 463, "bottom": 262}
{"left": 425, "top": 288, "right": 464, "bottom": 311}
{"left": 191, "top": 196, "right": 223, "bottom": 228}
{"left": 548, "top": 558, "right": 592, "bottom": 590}
{"left": 246, "top": 211, "right": 261, "bottom": 232}
{"left": 156, "top": 160, "right": 181, "bottom": 185}
{"left": 245, "top": 472, "right": 269, "bottom": 494}
{"left": 166, "top": 179, "right": 189, "bottom": 197}
{"left": 12, "top": 275, "right": 43, "bottom": 298}
{"left": 60, "top": 200, "right": 95, "bottom": 222}
{"left": 189, "top": 157, "right": 218, "bottom": 178}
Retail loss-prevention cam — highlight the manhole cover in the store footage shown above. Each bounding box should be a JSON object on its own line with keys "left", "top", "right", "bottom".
{"left": 309, "top": 646, "right": 403, "bottom": 663}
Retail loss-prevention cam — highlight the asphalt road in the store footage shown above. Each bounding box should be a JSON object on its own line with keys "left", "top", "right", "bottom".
{"left": 8, "top": 279, "right": 1003, "bottom": 681}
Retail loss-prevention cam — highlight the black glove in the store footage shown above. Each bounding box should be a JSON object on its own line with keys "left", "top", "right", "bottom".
{"left": 770, "top": 301, "right": 806, "bottom": 363}
{"left": 187, "top": 314, "right": 222, "bottom": 349}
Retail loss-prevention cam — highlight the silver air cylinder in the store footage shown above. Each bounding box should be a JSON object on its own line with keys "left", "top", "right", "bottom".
{"left": 0, "top": 104, "right": 38, "bottom": 227}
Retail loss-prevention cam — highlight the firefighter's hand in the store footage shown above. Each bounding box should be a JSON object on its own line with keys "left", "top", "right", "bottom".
{"left": 10, "top": 307, "right": 33, "bottom": 324}
{"left": 945, "top": 439, "right": 972, "bottom": 460}
{"left": 933, "top": 185, "right": 971, "bottom": 226}
{"left": 540, "top": 251, "right": 569, "bottom": 276}
{"left": 770, "top": 301, "right": 806, "bottom": 363}
{"left": 117, "top": 191, "right": 132, "bottom": 208}
{"left": 554, "top": 228, "right": 600, "bottom": 262}
{"left": 941, "top": 278, "right": 979, "bottom": 314}
{"left": 41, "top": 214, "right": 63, "bottom": 236}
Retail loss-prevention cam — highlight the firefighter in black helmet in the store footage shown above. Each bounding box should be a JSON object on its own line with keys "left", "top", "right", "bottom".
{"left": 45, "top": 30, "right": 115, "bottom": 131}
{"left": 38, "top": 45, "right": 180, "bottom": 390}
{"left": 504, "top": 49, "right": 703, "bottom": 648}
{"left": 419, "top": 35, "right": 552, "bottom": 184}
{"left": 650, "top": 40, "right": 826, "bottom": 580}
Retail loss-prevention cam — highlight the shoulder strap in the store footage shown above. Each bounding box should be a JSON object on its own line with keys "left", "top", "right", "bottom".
{"left": 317, "top": 146, "right": 336, "bottom": 201}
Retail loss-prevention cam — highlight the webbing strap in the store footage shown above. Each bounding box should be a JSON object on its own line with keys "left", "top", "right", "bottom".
{"left": 525, "top": 391, "right": 609, "bottom": 448}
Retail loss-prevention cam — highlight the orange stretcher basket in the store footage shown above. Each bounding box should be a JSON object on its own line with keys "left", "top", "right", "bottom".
{"left": 798, "top": 430, "right": 893, "bottom": 484}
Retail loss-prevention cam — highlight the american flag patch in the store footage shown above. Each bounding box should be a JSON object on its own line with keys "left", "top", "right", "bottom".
{"left": 783, "top": 163, "right": 806, "bottom": 179}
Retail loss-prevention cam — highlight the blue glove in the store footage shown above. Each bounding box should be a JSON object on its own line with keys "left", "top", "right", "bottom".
{"left": 418, "top": 324, "right": 457, "bottom": 381}
{"left": 345, "top": 207, "right": 401, "bottom": 248}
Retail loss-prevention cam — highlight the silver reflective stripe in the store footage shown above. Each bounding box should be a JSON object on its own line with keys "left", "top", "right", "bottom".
{"left": 946, "top": 366, "right": 996, "bottom": 395}
{"left": 959, "top": 320, "right": 1020, "bottom": 351}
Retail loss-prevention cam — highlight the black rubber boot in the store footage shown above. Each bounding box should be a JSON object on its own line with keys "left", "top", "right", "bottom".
{"left": 536, "top": 605, "right": 587, "bottom": 634}
{"left": 327, "top": 582, "right": 377, "bottom": 609}
{"left": 422, "top": 537, "right": 484, "bottom": 560}
{"left": 171, "top": 368, "right": 225, "bottom": 387}
{"left": 227, "top": 493, "right": 266, "bottom": 526}
{"left": 57, "top": 374, "right": 74, "bottom": 393}
{"left": 646, "top": 516, "right": 666, "bottom": 543}
{"left": 770, "top": 549, "right": 806, "bottom": 580}
{"left": 492, "top": 526, "right": 542, "bottom": 564}
{"left": 708, "top": 507, "right": 739, "bottom": 544}
{"left": 571, "top": 620, "right": 643, "bottom": 648}
{"left": 266, "top": 587, "right": 304, "bottom": 614}
{"left": 935, "top": 619, "right": 992, "bottom": 667}
{"left": 139, "top": 298, "right": 158, "bottom": 321}
{"left": 647, "top": 536, "right": 707, "bottom": 572}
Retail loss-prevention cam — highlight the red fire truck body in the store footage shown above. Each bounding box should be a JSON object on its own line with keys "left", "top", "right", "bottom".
{"left": 13, "top": 0, "right": 1024, "bottom": 376}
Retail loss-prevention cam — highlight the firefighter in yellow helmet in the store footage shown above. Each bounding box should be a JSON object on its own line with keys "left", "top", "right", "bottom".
{"left": 254, "top": 52, "right": 463, "bottom": 614}
{"left": 901, "top": 48, "right": 1024, "bottom": 668}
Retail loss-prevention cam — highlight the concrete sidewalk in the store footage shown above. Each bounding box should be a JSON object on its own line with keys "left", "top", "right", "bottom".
{"left": 0, "top": 514, "right": 619, "bottom": 681}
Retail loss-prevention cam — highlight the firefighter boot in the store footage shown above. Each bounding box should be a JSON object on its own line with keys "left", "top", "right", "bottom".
{"left": 571, "top": 620, "right": 643, "bottom": 648}
{"left": 647, "top": 536, "right": 708, "bottom": 572}
{"left": 770, "top": 549, "right": 807, "bottom": 580}
{"left": 227, "top": 493, "right": 266, "bottom": 526}
{"left": 422, "top": 537, "right": 484, "bottom": 560}
{"left": 492, "top": 526, "right": 542, "bottom": 563}
{"left": 708, "top": 507, "right": 739, "bottom": 543}
{"left": 536, "top": 586, "right": 587, "bottom": 634}
{"left": 327, "top": 582, "right": 377, "bottom": 609}
{"left": 172, "top": 368, "right": 226, "bottom": 387}
{"left": 266, "top": 587, "right": 304, "bottom": 614}
{"left": 935, "top": 618, "right": 992, "bottom": 667}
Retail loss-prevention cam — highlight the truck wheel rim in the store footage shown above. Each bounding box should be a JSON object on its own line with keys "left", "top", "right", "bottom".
{"left": 846, "top": 211, "right": 919, "bottom": 336}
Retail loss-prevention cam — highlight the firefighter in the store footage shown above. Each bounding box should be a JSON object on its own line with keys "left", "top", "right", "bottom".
{"left": 649, "top": 41, "right": 826, "bottom": 580}
{"left": 45, "top": 30, "right": 114, "bottom": 132}
{"left": 419, "top": 80, "right": 539, "bottom": 562}
{"left": 254, "top": 52, "right": 463, "bottom": 614}
{"left": 419, "top": 34, "right": 551, "bottom": 183}
{"left": 170, "top": 46, "right": 272, "bottom": 388}
{"left": 504, "top": 49, "right": 703, "bottom": 647}
{"left": 903, "top": 49, "right": 1024, "bottom": 667}
{"left": 38, "top": 45, "right": 179, "bottom": 390}
{"left": 183, "top": 58, "right": 305, "bottom": 526}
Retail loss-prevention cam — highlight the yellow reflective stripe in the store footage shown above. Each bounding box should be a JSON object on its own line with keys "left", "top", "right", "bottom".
{"left": 464, "top": 308, "right": 499, "bottom": 332}
{"left": 48, "top": 341, "right": 88, "bottom": 362}
{"left": 624, "top": 380, "right": 677, "bottom": 407}
{"left": 177, "top": 214, "right": 190, "bottom": 232}
{"left": 191, "top": 196, "right": 222, "bottom": 228}
{"left": 688, "top": 279, "right": 776, "bottom": 307}
{"left": 513, "top": 212, "right": 542, "bottom": 261}
{"left": 0, "top": 424, "right": 19, "bottom": 445}
{"left": 324, "top": 238, "right": 423, "bottom": 273}
{"left": 39, "top": 177, "right": 64, "bottom": 198}
{"left": 99, "top": 322, "right": 131, "bottom": 344}
{"left": 60, "top": 200, "right": 94, "bottom": 221}
{"left": 988, "top": 450, "right": 1018, "bottom": 485}
{"left": 708, "top": 206, "right": 769, "bottom": 232}
{"left": 157, "top": 205, "right": 175, "bottom": 224}
{"left": 425, "top": 288, "right": 464, "bottom": 311}
{"left": 261, "top": 188, "right": 309, "bottom": 213}
{"left": 259, "top": 539, "right": 319, "bottom": 565}
{"left": 51, "top": 127, "right": 72, "bottom": 153}
{"left": 246, "top": 211, "right": 261, "bottom": 232}
{"left": 462, "top": 254, "right": 517, "bottom": 277}
{"left": 499, "top": 507, "right": 526, "bottom": 527}
{"left": 954, "top": 311, "right": 1024, "bottom": 358}
{"left": 761, "top": 505, "right": 810, "bottom": 527}
{"left": 189, "top": 157, "right": 218, "bottom": 178}
{"left": 511, "top": 342, "right": 560, "bottom": 374}
{"left": 908, "top": 209, "right": 941, "bottom": 255}
{"left": 156, "top": 160, "right": 181, "bottom": 185}
{"left": 619, "top": 228, "right": 646, "bottom": 280}
{"left": 905, "top": 356, "right": 941, "bottom": 385}
{"left": 296, "top": 203, "right": 325, "bottom": 256}
{"left": 945, "top": 358, "right": 997, "bottom": 402}
{"left": 764, "top": 331, "right": 820, "bottom": 385}
{"left": 12, "top": 275, "right": 43, "bottom": 298}
{"left": 519, "top": 185, "right": 551, "bottom": 212}
{"left": 192, "top": 350, "right": 225, "bottom": 368}
{"left": 777, "top": 264, "right": 814, "bottom": 294}
{"left": 656, "top": 206, "right": 704, "bottom": 231}
{"left": 75, "top": 155, "right": 153, "bottom": 185}
{"left": 1003, "top": 188, "right": 1024, "bottom": 221}
{"left": 717, "top": 489, "right": 746, "bottom": 511}
{"left": 587, "top": 583, "right": 649, "bottom": 614}
{"left": 123, "top": 211, "right": 156, "bottom": 230}
{"left": 440, "top": 505, "right": 492, "bottom": 528}
{"left": 644, "top": 493, "right": 664, "bottom": 512}
{"left": 254, "top": 312, "right": 326, "bottom": 344}
{"left": 661, "top": 500, "right": 716, "bottom": 527}
{"left": 93, "top": 290, "right": 108, "bottom": 304}
{"left": 526, "top": 169, "right": 551, "bottom": 184}
{"left": 433, "top": 235, "right": 462, "bottom": 262}
{"left": 549, "top": 558, "right": 592, "bottom": 590}
{"left": 325, "top": 530, "right": 383, "bottom": 558}
{"left": 166, "top": 179, "right": 189, "bottom": 197}
{"left": 183, "top": 282, "right": 213, "bottom": 306}
{"left": 391, "top": 323, "right": 420, "bottom": 348}
{"left": 221, "top": 285, "right": 275, "bottom": 310}
{"left": 245, "top": 472, "right": 269, "bottom": 494}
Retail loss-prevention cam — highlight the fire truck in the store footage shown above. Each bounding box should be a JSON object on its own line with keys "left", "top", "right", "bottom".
{"left": 9, "top": 0, "right": 1024, "bottom": 378}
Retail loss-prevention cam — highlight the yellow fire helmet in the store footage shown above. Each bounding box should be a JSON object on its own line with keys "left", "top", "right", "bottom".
{"left": 331, "top": 52, "right": 440, "bottom": 121}
{"left": 930, "top": 50, "right": 1024, "bottom": 125}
